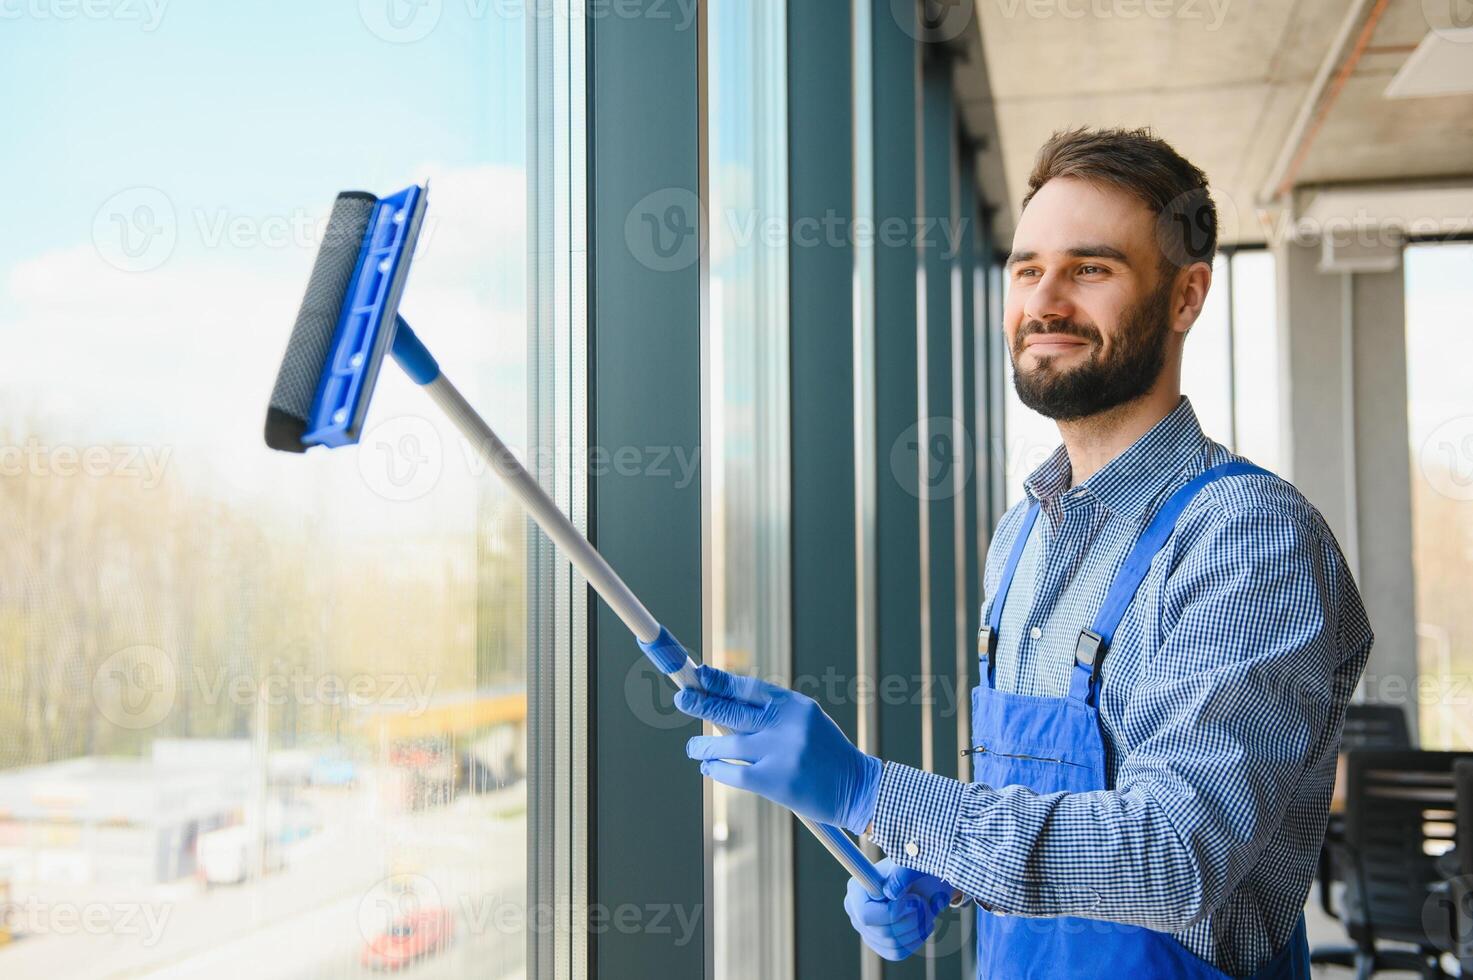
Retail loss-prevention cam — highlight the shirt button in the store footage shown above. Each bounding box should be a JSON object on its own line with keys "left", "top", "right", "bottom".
{"left": 1029, "top": 626, "right": 1042, "bottom": 640}
{"left": 905, "top": 841, "right": 920, "bottom": 858}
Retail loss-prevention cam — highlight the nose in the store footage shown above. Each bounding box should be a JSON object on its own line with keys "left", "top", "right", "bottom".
{"left": 1021, "top": 269, "right": 1074, "bottom": 324}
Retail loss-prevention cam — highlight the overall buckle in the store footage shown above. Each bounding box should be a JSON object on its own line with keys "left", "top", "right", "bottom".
{"left": 1074, "top": 629, "right": 1105, "bottom": 684}
{"left": 978, "top": 625, "right": 997, "bottom": 661}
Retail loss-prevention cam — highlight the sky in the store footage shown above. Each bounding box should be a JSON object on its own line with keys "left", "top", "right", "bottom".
{"left": 0, "top": 0, "right": 530, "bottom": 535}
{"left": 2, "top": 3, "right": 1467, "bottom": 527}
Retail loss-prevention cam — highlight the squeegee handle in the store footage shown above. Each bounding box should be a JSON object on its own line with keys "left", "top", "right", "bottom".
{"left": 391, "top": 318, "right": 887, "bottom": 900}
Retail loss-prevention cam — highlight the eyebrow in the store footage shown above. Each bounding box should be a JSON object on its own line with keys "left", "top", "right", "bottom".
{"left": 1005, "top": 245, "right": 1131, "bottom": 267}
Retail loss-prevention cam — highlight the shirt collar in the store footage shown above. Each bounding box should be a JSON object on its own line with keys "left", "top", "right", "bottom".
{"left": 1023, "top": 397, "right": 1208, "bottom": 520}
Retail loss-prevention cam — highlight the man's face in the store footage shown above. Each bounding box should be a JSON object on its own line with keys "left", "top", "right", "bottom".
{"left": 1004, "top": 176, "right": 1183, "bottom": 421}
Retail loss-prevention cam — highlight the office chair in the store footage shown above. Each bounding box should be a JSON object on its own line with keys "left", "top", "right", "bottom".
{"left": 1338, "top": 704, "right": 1413, "bottom": 752}
{"left": 1310, "top": 704, "right": 1411, "bottom": 971}
{"left": 1329, "top": 749, "right": 1469, "bottom": 979}
{"left": 1442, "top": 759, "right": 1472, "bottom": 977}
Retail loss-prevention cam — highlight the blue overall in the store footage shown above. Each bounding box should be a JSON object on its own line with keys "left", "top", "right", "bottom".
{"left": 971, "top": 462, "right": 1309, "bottom": 979}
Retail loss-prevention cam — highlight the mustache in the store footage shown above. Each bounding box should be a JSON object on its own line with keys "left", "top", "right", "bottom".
{"left": 1014, "top": 319, "right": 1102, "bottom": 353}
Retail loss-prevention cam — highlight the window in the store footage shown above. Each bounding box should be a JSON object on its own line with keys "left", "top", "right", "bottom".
{"left": 1180, "top": 254, "right": 1234, "bottom": 446}
{"left": 0, "top": 7, "right": 530, "bottom": 976}
{"left": 1001, "top": 342, "right": 1063, "bottom": 507}
{"left": 1227, "top": 249, "right": 1282, "bottom": 474}
{"left": 1403, "top": 242, "right": 1473, "bottom": 750}
{"left": 705, "top": 1, "right": 794, "bottom": 976}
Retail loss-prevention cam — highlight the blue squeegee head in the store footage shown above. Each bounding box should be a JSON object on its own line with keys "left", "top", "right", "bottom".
{"left": 264, "top": 191, "right": 378, "bottom": 452}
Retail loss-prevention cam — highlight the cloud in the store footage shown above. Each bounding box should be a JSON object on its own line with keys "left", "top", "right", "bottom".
{"left": 0, "top": 163, "right": 532, "bottom": 539}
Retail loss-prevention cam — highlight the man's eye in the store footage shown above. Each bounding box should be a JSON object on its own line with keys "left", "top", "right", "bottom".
{"left": 1078, "top": 265, "right": 1107, "bottom": 275}
{"left": 1015, "top": 268, "right": 1039, "bottom": 279}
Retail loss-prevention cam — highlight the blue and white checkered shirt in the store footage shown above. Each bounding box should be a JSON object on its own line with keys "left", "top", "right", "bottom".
{"left": 867, "top": 397, "right": 1373, "bottom": 975}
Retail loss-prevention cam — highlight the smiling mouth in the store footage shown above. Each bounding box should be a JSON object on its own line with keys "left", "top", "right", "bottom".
{"left": 1023, "top": 335, "right": 1090, "bottom": 355}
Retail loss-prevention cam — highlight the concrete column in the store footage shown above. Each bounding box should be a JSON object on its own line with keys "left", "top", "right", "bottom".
{"left": 1275, "top": 237, "right": 1419, "bottom": 725}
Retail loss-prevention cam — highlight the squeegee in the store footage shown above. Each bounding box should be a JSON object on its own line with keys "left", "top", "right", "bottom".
{"left": 263, "top": 185, "right": 886, "bottom": 898}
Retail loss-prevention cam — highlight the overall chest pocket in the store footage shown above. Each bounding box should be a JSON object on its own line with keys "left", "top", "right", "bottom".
{"left": 969, "top": 682, "right": 1106, "bottom": 794}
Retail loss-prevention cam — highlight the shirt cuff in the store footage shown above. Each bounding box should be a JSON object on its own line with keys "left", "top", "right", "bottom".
{"left": 866, "top": 760, "right": 964, "bottom": 882}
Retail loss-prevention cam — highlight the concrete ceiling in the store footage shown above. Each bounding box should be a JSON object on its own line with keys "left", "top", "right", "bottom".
{"left": 951, "top": 0, "right": 1473, "bottom": 248}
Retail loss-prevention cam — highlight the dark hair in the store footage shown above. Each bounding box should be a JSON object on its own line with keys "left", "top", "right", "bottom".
{"left": 1022, "top": 127, "right": 1217, "bottom": 269}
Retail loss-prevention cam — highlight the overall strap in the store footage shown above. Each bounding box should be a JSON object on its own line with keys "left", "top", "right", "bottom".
{"left": 979, "top": 500, "right": 1041, "bottom": 684}
{"left": 1067, "top": 461, "right": 1273, "bottom": 703}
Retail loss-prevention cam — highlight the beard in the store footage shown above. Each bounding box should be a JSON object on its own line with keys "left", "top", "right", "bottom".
{"left": 1010, "top": 277, "right": 1174, "bottom": 422}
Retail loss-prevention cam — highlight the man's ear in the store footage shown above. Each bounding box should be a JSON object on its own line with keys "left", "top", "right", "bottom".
{"left": 1170, "top": 259, "right": 1213, "bottom": 335}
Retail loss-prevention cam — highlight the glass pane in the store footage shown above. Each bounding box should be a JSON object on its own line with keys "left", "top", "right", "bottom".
{"left": 1002, "top": 317, "right": 1064, "bottom": 508}
{"left": 1181, "top": 254, "right": 1233, "bottom": 446}
{"left": 705, "top": 0, "right": 793, "bottom": 977}
{"left": 0, "top": 7, "right": 529, "bottom": 978}
{"left": 1403, "top": 242, "right": 1473, "bottom": 750}
{"left": 1229, "top": 250, "right": 1282, "bottom": 474}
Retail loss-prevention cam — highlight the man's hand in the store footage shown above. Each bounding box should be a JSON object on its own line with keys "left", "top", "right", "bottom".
{"left": 844, "top": 859, "right": 953, "bottom": 961}
{"left": 676, "top": 665, "right": 881, "bottom": 836}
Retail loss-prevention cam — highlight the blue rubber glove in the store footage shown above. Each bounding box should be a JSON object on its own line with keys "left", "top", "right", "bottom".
{"left": 676, "top": 664, "right": 882, "bottom": 836}
{"left": 843, "top": 858, "right": 953, "bottom": 961}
